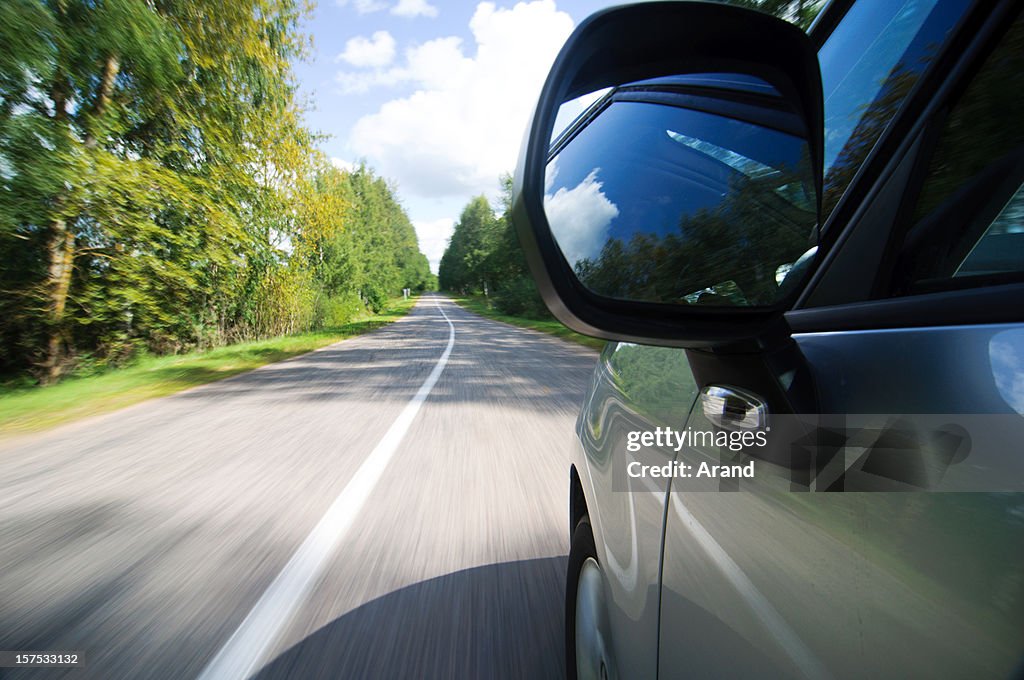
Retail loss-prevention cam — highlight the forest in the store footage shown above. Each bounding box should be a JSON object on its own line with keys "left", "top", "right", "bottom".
{"left": 0, "top": 0, "right": 433, "bottom": 385}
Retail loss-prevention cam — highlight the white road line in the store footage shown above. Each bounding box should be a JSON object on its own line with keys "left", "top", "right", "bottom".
{"left": 197, "top": 296, "right": 456, "bottom": 680}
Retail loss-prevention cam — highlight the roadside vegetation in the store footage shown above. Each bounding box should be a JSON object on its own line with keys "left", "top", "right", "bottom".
{"left": 439, "top": 177, "right": 604, "bottom": 350}
{"left": 439, "top": 177, "right": 551, "bottom": 319}
{"left": 0, "top": 0, "right": 434, "bottom": 390}
{"left": 0, "top": 296, "right": 418, "bottom": 436}
{"left": 439, "top": 177, "right": 574, "bottom": 333}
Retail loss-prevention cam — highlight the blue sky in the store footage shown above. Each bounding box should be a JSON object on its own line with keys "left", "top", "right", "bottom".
{"left": 292, "top": 0, "right": 623, "bottom": 272}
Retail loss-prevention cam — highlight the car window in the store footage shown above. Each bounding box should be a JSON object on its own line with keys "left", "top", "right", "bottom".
{"left": 818, "top": 0, "right": 971, "bottom": 219}
{"left": 891, "top": 12, "right": 1024, "bottom": 295}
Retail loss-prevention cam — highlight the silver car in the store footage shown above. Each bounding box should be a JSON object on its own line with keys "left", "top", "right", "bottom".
{"left": 512, "top": 1, "right": 1024, "bottom": 678}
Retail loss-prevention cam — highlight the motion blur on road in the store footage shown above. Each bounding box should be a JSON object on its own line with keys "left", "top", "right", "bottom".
{"left": 0, "top": 294, "right": 598, "bottom": 678}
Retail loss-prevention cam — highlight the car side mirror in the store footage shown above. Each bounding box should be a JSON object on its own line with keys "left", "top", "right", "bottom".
{"left": 512, "top": 2, "right": 823, "bottom": 347}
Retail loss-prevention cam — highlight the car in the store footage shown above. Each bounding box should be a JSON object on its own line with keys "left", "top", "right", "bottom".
{"left": 511, "top": 1, "right": 1024, "bottom": 678}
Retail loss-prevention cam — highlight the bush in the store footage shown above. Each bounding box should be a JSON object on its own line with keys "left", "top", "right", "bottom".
{"left": 492, "top": 276, "right": 550, "bottom": 319}
{"left": 359, "top": 285, "right": 387, "bottom": 314}
{"left": 247, "top": 266, "right": 319, "bottom": 338}
{"left": 317, "top": 292, "right": 366, "bottom": 328}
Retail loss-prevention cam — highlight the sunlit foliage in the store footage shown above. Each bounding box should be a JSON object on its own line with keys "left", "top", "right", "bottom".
{"left": 0, "top": 0, "right": 430, "bottom": 383}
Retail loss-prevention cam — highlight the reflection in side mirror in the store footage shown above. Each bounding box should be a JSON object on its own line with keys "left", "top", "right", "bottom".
{"left": 512, "top": 1, "right": 823, "bottom": 345}
{"left": 544, "top": 74, "right": 818, "bottom": 308}
{"left": 550, "top": 88, "right": 611, "bottom": 144}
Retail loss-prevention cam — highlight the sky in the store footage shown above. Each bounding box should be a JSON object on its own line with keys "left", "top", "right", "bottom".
{"left": 292, "top": 0, "right": 624, "bottom": 273}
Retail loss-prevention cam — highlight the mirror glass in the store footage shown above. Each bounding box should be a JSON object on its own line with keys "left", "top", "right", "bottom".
{"left": 551, "top": 88, "right": 611, "bottom": 143}
{"left": 544, "top": 74, "right": 818, "bottom": 307}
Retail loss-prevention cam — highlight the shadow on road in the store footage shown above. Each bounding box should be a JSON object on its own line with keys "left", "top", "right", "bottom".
{"left": 172, "top": 301, "right": 598, "bottom": 414}
{"left": 253, "top": 556, "right": 567, "bottom": 680}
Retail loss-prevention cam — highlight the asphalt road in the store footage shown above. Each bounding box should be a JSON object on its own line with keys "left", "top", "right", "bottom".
{"left": 0, "top": 294, "right": 599, "bottom": 679}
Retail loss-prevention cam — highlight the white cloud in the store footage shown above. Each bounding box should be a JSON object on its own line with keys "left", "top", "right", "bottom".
{"left": 335, "top": 36, "right": 470, "bottom": 93}
{"left": 391, "top": 0, "right": 439, "bottom": 18}
{"left": 336, "top": 31, "right": 396, "bottom": 68}
{"left": 413, "top": 217, "right": 456, "bottom": 273}
{"left": 330, "top": 157, "right": 355, "bottom": 172}
{"left": 336, "top": 0, "right": 388, "bottom": 13}
{"left": 543, "top": 167, "right": 619, "bottom": 267}
{"left": 335, "top": 69, "right": 403, "bottom": 95}
{"left": 346, "top": 1, "right": 575, "bottom": 199}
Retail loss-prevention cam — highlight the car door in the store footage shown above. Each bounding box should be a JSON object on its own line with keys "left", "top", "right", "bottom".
{"left": 573, "top": 341, "right": 700, "bottom": 679}
{"left": 658, "top": 2, "right": 1024, "bottom": 678}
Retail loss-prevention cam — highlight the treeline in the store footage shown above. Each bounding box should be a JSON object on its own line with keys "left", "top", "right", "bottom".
{"left": 0, "top": 0, "right": 433, "bottom": 383}
{"left": 575, "top": 168, "right": 814, "bottom": 307}
{"left": 438, "top": 176, "right": 549, "bottom": 319}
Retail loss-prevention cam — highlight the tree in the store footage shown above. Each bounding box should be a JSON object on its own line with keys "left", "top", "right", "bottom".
{"left": 438, "top": 178, "right": 549, "bottom": 317}
{"left": 572, "top": 169, "right": 814, "bottom": 306}
{"left": 0, "top": 0, "right": 183, "bottom": 380}
{"left": 0, "top": 1, "right": 433, "bottom": 383}
{"left": 438, "top": 195, "right": 501, "bottom": 294}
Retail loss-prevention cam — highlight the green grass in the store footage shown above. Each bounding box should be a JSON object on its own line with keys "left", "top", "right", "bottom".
{"left": 448, "top": 295, "right": 606, "bottom": 351}
{"left": 0, "top": 296, "right": 418, "bottom": 437}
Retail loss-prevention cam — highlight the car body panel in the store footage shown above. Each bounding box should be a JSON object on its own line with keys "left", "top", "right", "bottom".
{"left": 656, "top": 327, "right": 1024, "bottom": 679}
{"left": 659, "top": 491, "right": 1023, "bottom": 678}
{"left": 572, "top": 326, "right": 1024, "bottom": 678}
{"left": 572, "top": 343, "right": 698, "bottom": 678}
{"left": 563, "top": 1, "right": 1024, "bottom": 678}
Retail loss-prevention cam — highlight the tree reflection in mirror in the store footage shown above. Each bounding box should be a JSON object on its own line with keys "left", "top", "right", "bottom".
{"left": 544, "top": 75, "right": 818, "bottom": 308}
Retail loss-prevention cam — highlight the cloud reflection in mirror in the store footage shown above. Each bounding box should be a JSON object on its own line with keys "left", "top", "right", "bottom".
{"left": 543, "top": 159, "right": 619, "bottom": 268}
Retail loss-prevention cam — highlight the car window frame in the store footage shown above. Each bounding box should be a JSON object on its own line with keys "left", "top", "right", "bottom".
{"left": 789, "top": 0, "right": 1022, "bottom": 331}
{"left": 876, "top": 11, "right": 1024, "bottom": 298}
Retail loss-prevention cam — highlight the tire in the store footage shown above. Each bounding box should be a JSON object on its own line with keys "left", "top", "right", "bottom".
{"left": 566, "top": 515, "right": 615, "bottom": 680}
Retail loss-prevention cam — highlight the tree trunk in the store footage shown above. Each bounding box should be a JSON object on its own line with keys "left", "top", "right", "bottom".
{"left": 41, "top": 54, "right": 119, "bottom": 382}
{"left": 43, "top": 220, "right": 75, "bottom": 384}
{"left": 85, "top": 55, "right": 120, "bottom": 149}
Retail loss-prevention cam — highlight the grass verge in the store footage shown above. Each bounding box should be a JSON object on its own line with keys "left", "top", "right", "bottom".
{"left": 447, "top": 295, "right": 606, "bottom": 351}
{"left": 0, "top": 296, "right": 418, "bottom": 437}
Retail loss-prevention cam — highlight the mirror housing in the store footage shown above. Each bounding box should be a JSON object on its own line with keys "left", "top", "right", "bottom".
{"left": 512, "top": 2, "right": 823, "bottom": 347}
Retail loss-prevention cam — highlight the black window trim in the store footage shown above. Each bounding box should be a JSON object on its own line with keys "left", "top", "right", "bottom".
{"left": 788, "top": 282, "right": 1024, "bottom": 333}
{"left": 791, "top": 0, "right": 1021, "bottom": 332}
{"left": 875, "top": 11, "right": 1024, "bottom": 299}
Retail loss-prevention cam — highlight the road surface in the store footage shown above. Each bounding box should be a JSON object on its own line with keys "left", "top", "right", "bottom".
{"left": 0, "top": 294, "right": 599, "bottom": 679}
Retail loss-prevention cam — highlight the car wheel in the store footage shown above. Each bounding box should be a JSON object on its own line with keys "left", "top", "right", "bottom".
{"left": 566, "top": 515, "right": 616, "bottom": 680}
